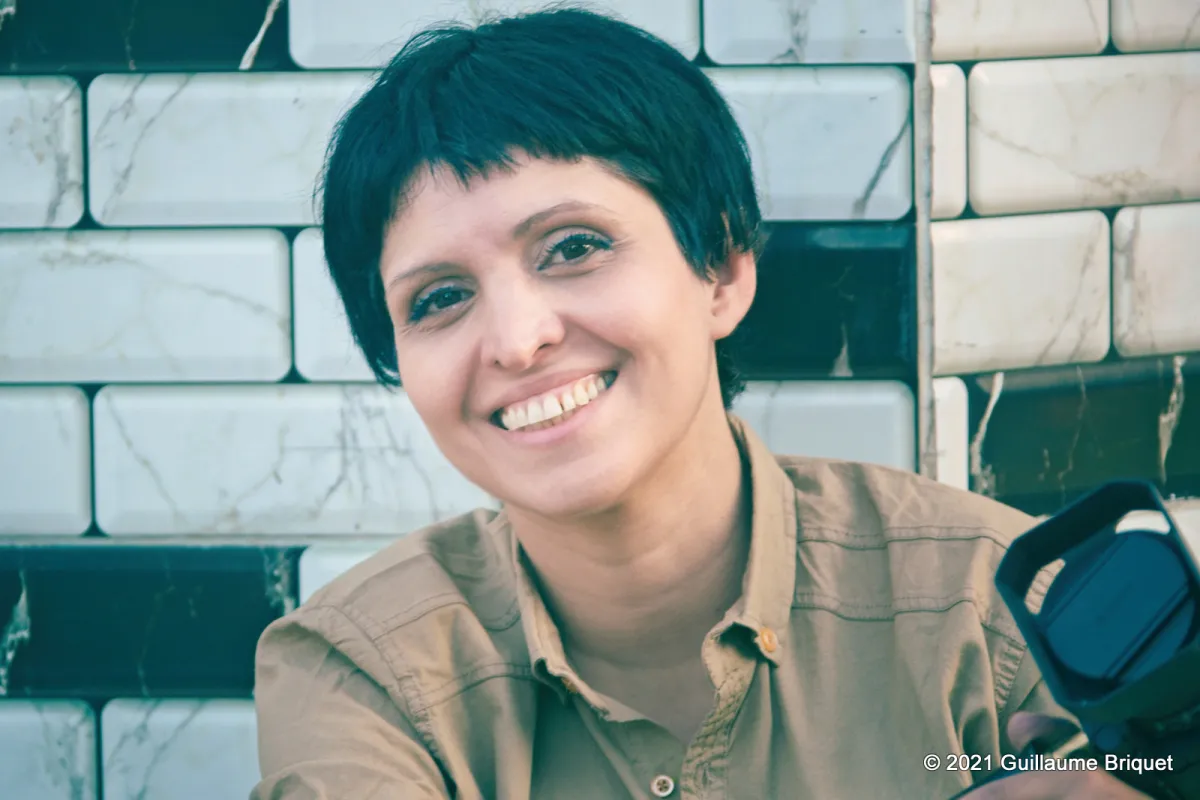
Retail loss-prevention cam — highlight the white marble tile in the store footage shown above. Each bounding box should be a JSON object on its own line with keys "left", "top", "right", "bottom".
{"left": 289, "top": 0, "right": 700, "bottom": 67}
{"left": 1112, "top": 0, "right": 1200, "bottom": 52}
{"left": 932, "top": 211, "right": 1111, "bottom": 376}
{"left": 933, "top": 377, "right": 969, "bottom": 491}
{"left": 293, "top": 227, "right": 374, "bottom": 382}
{"left": 932, "top": 0, "right": 1108, "bottom": 61}
{"left": 0, "top": 230, "right": 291, "bottom": 382}
{"left": 0, "top": 700, "right": 97, "bottom": 799}
{"left": 931, "top": 64, "right": 967, "bottom": 221}
{"left": 707, "top": 68, "right": 911, "bottom": 221}
{"left": 0, "top": 77, "right": 84, "bottom": 230}
{"left": 87, "top": 72, "right": 373, "bottom": 227}
{"left": 703, "top": 0, "right": 914, "bottom": 65}
{"left": 299, "top": 541, "right": 393, "bottom": 603}
{"left": 732, "top": 381, "right": 914, "bottom": 471}
{"left": 102, "top": 700, "right": 258, "bottom": 800}
{"left": 968, "top": 53, "right": 1200, "bottom": 216}
{"left": 1112, "top": 202, "right": 1200, "bottom": 358}
{"left": 0, "top": 387, "right": 91, "bottom": 535}
{"left": 93, "top": 384, "right": 492, "bottom": 535}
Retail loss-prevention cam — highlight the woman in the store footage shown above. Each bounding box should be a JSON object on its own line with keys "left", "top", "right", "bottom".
{"left": 251, "top": 8, "right": 1146, "bottom": 799}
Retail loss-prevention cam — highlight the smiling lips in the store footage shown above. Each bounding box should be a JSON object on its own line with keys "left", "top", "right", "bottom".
{"left": 497, "top": 372, "right": 616, "bottom": 432}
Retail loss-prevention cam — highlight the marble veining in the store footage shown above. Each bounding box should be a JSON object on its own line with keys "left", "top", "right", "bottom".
{"left": 0, "top": 229, "right": 291, "bottom": 382}
{"left": 732, "top": 381, "right": 915, "bottom": 471}
{"left": 87, "top": 72, "right": 374, "bottom": 226}
{"left": 93, "top": 384, "right": 493, "bottom": 535}
{"left": 703, "top": 0, "right": 914, "bottom": 65}
{"left": 293, "top": 227, "right": 375, "bottom": 382}
{"left": 102, "top": 699, "right": 259, "bottom": 799}
{"left": 707, "top": 67, "right": 912, "bottom": 220}
{"left": 0, "top": 387, "right": 91, "bottom": 535}
{"left": 967, "top": 53, "right": 1200, "bottom": 216}
{"left": 931, "top": 64, "right": 966, "bottom": 220}
{"left": 932, "top": 0, "right": 1108, "bottom": 61}
{"left": 0, "top": 700, "right": 97, "bottom": 799}
{"left": 288, "top": 0, "right": 700, "bottom": 67}
{"left": 0, "top": 76, "right": 84, "bottom": 229}
{"left": 932, "top": 211, "right": 1111, "bottom": 376}
{"left": 1113, "top": 202, "right": 1200, "bottom": 359}
{"left": 1111, "top": 0, "right": 1200, "bottom": 52}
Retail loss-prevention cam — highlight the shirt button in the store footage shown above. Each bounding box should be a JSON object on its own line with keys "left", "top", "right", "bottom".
{"left": 650, "top": 775, "right": 675, "bottom": 797}
{"left": 758, "top": 627, "right": 779, "bottom": 653}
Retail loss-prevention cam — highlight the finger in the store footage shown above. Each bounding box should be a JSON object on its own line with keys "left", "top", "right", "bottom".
{"left": 1007, "top": 711, "right": 1081, "bottom": 752}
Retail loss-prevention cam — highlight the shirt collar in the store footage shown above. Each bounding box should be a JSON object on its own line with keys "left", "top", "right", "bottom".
{"left": 494, "top": 412, "right": 799, "bottom": 704}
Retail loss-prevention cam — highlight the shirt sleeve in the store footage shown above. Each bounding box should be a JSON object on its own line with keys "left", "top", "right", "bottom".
{"left": 251, "top": 605, "right": 452, "bottom": 800}
{"left": 996, "top": 647, "right": 1081, "bottom": 757}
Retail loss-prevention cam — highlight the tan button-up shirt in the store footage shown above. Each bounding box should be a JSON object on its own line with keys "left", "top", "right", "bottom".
{"left": 252, "top": 416, "right": 1072, "bottom": 799}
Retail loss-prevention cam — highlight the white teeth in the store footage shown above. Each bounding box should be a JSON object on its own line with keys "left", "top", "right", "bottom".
{"left": 499, "top": 372, "right": 614, "bottom": 432}
{"left": 572, "top": 382, "right": 589, "bottom": 407}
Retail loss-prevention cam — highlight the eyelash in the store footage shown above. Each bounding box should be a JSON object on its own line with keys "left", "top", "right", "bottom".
{"left": 406, "top": 232, "right": 611, "bottom": 323}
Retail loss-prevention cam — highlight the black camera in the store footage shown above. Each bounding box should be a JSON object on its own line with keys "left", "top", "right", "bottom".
{"left": 955, "top": 480, "right": 1200, "bottom": 799}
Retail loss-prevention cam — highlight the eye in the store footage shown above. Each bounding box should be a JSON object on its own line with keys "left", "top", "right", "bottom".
{"left": 540, "top": 232, "right": 610, "bottom": 269}
{"left": 409, "top": 284, "right": 470, "bottom": 323}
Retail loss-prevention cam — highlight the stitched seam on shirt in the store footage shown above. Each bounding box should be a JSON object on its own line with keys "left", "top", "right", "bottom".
{"left": 372, "top": 591, "right": 521, "bottom": 634}
{"left": 792, "top": 596, "right": 1026, "bottom": 648}
{"left": 992, "top": 634, "right": 1026, "bottom": 712}
{"left": 797, "top": 527, "right": 1015, "bottom": 549}
{"left": 415, "top": 665, "right": 541, "bottom": 712}
{"left": 306, "top": 603, "right": 447, "bottom": 767}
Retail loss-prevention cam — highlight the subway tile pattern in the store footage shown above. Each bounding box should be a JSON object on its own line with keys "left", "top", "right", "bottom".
{"left": 967, "top": 53, "right": 1200, "bottom": 216}
{"left": 102, "top": 699, "right": 260, "bottom": 800}
{"left": 93, "top": 384, "right": 494, "bottom": 535}
{"left": 0, "top": 229, "right": 292, "bottom": 383}
{"left": 732, "top": 381, "right": 915, "bottom": 472}
{"left": 0, "top": 77, "right": 84, "bottom": 230}
{"left": 2, "top": 0, "right": 1199, "bottom": 795}
{"left": 0, "top": 544, "right": 293, "bottom": 697}
{"left": 708, "top": 67, "right": 912, "bottom": 221}
{"left": 932, "top": 0, "right": 1109, "bottom": 61}
{"left": 289, "top": 0, "right": 701, "bottom": 67}
{"left": 0, "top": 0, "right": 291, "bottom": 72}
{"left": 932, "top": 211, "right": 1111, "bottom": 376}
{"left": 1112, "top": 202, "right": 1200, "bottom": 359}
{"left": 703, "top": 0, "right": 914, "bottom": 65}
{"left": 1111, "top": 0, "right": 1200, "bottom": 53}
{"left": 0, "top": 700, "right": 97, "bottom": 799}
{"left": 0, "top": 387, "right": 91, "bottom": 535}
{"left": 930, "top": 64, "right": 966, "bottom": 220}
{"left": 87, "top": 72, "right": 372, "bottom": 227}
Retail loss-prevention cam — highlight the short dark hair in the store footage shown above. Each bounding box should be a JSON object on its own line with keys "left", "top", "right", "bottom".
{"left": 319, "top": 4, "right": 763, "bottom": 408}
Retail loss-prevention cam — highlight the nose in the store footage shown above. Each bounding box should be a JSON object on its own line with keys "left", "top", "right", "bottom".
{"left": 478, "top": 273, "right": 565, "bottom": 371}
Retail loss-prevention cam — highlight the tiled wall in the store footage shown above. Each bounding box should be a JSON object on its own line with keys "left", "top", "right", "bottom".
{"left": 0, "top": 1, "right": 1196, "bottom": 797}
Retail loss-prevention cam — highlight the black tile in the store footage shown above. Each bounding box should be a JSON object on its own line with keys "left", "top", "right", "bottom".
{"left": 0, "top": 544, "right": 300, "bottom": 698}
{"left": 968, "top": 357, "right": 1200, "bottom": 517}
{"left": 0, "top": 0, "right": 291, "bottom": 73}
{"left": 732, "top": 222, "right": 915, "bottom": 380}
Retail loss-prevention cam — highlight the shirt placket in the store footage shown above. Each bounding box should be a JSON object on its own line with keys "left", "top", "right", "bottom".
{"left": 677, "top": 633, "right": 761, "bottom": 799}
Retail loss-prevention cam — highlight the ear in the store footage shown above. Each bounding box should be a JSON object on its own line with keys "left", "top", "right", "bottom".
{"left": 709, "top": 248, "right": 757, "bottom": 340}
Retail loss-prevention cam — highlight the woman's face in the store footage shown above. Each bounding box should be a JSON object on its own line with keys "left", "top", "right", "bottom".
{"left": 380, "top": 155, "right": 755, "bottom": 519}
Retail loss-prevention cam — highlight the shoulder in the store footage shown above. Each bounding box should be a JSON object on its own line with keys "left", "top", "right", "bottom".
{"left": 775, "top": 455, "right": 1053, "bottom": 637}
{"left": 272, "top": 507, "right": 529, "bottom": 694}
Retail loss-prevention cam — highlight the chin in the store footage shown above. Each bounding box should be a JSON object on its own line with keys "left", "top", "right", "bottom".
{"left": 501, "top": 468, "right": 635, "bottom": 521}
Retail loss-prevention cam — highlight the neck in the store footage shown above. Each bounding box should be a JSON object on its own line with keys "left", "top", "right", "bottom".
{"left": 510, "top": 399, "right": 752, "bottom": 670}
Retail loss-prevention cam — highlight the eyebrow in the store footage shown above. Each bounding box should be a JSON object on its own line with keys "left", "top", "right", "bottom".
{"left": 384, "top": 200, "right": 606, "bottom": 293}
